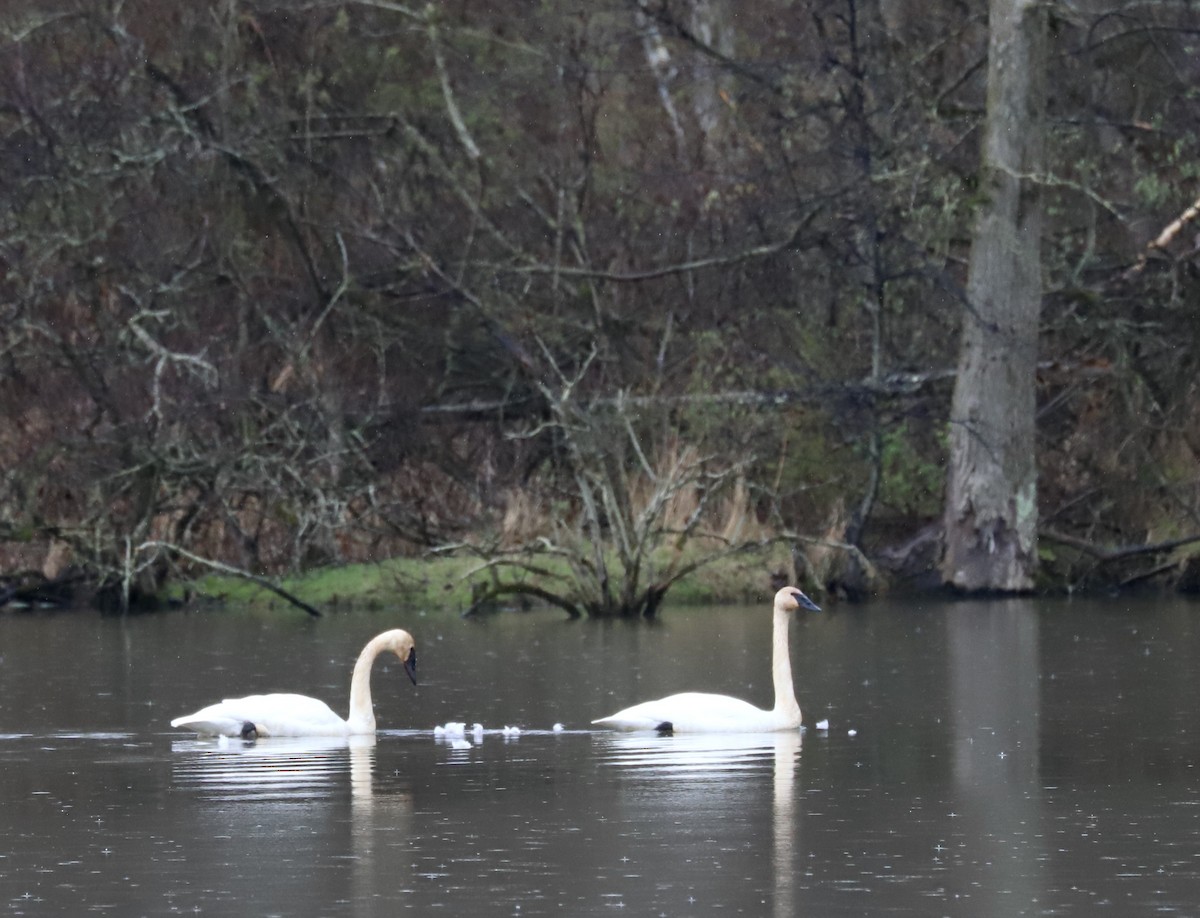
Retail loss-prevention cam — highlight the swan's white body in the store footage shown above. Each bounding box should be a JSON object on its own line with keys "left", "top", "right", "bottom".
{"left": 170, "top": 629, "right": 417, "bottom": 738}
{"left": 592, "top": 587, "right": 820, "bottom": 733}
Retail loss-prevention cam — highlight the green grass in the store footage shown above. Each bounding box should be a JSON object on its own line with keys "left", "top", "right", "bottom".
{"left": 191, "top": 554, "right": 481, "bottom": 612}
{"left": 186, "top": 542, "right": 798, "bottom": 615}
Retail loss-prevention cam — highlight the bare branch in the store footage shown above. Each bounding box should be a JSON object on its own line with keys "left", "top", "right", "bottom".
{"left": 1040, "top": 529, "right": 1200, "bottom": 562}
{"left": 1123, "top": 192, "right": 1200, "bottom": 279}
{"left": 426, "top": 14, "right": 482, "bottom": 162}
{"left": 494, "top": 220, "right": 816, "bottom": 283}
{"left": 136, "top": 541, "right": 323, "bottom": 617}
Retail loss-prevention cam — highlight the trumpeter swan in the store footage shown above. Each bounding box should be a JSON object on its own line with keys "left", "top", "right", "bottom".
{"left": 592, "top": 586, "right": 820, "bottom": 733}
{"left": 170, "top": 629, "right": 417, "bottom": 737}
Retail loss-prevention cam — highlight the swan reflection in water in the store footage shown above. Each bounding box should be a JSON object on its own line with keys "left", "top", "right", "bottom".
{"left": 598, "top": 730, "right": 799, "bottom": 774}
{"left": 171, "top": 733, "right": 381, "bottom": 802}
{"left": 597, "top": 730, "right": 801, "bottom": 918}
{"left": 172, "top": 732, "right": 412, "bottom": 901}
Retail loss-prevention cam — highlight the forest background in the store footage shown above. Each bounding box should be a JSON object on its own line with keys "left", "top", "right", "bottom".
{"left": 2, "top": 0, "right": 1200, "bottom": 616}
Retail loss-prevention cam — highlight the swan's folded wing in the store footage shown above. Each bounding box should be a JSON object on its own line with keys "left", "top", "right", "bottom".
{"left": 593, "top": 692, "right": 778, "bottom": 733}
{"left": 171, "top": 693, "right": 346, "bottom": 737}
{"left": 592, "top": 701, "right": 672, "bottom": 732}
{"left": 170, "top": 700, "right": 253, "bottom": 737}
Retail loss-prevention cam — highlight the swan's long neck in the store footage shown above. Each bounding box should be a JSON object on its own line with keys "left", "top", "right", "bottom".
{"left": 346, "top": 634, "right": 387, "bottom": 733}
{"left": 770, "top": 603, "right": 801, "bottom": 726}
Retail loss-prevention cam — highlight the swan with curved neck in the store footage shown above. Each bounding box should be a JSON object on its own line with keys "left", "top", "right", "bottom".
{"left": 170, "top": 629, "right": 417, "bottom": 737}
{"left": 592, "top": 587, "right": 820, "bottom": 733}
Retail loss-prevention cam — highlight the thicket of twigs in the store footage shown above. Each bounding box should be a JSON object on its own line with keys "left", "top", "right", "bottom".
{"left": 3, "top": 1, "right": 1200, "bottom": 612}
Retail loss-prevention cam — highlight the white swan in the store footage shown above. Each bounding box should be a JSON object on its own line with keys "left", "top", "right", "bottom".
{"left": 170, "top": 629, "right": 417, "bottom": 737}
{"left": 592, "top": 587, "right": 820, "bottom": 733}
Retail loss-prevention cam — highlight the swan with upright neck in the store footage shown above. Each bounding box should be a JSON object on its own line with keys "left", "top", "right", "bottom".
{"left": 170, "top": 629, "right": 417, "bottom": 737}
{"left": 592, "top": 587, "right": 820, "bottom": 733}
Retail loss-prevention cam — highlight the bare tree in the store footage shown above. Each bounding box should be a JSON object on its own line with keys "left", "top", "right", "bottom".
{"left": 941, "top": 0, "right": 1045, "bottom": 592}
{"left": 450, "top": 346, "right": 770, "bottom": 618}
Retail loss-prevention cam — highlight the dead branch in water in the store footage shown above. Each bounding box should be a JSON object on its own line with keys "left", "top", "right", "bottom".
{"left": 1040, "top": 529, "right": 1200, "bottom": 562}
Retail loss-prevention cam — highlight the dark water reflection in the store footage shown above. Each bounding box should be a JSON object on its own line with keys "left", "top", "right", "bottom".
{"left": 2, "top": 595, "right": 1200, "bottom": 915}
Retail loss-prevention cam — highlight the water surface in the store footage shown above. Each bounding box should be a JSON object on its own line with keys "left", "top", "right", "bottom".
{"left": 2, "top": 595, "right": 1199, "bottom": 915}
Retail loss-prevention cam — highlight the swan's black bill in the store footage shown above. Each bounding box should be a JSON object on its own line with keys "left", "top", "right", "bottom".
{"left": 403, "top": 647, "right": 418, "bottom": 685}
{"left": 792, "top": 590, "right": 821, "bottom": 612}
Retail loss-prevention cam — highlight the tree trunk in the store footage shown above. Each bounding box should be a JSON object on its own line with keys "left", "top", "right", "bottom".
{"left": 941, "top": 0, "right": 1046, "bottom": 592}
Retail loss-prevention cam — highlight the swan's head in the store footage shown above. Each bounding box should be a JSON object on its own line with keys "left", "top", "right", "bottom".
{"left": 380, "top": 629, "right": 418, "bottom": 685}
{"left": 775, "top": 586, "right": 821, "bottom": 614}
{"left": 240, "top": 721, "right": 264, "bottom": 741}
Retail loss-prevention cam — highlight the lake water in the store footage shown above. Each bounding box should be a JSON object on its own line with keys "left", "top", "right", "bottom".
{"left": 2, "top": 594, "right": 1199, "bottom": 916}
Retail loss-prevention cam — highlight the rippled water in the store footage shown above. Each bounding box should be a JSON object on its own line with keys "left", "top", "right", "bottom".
{"left": 2, "top": 595, "right": 1200, "bottom": 915}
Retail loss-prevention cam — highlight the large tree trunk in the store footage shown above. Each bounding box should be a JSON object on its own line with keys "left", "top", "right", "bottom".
{"left": 941, "top": 0, "right": 1046, "bottom": 592}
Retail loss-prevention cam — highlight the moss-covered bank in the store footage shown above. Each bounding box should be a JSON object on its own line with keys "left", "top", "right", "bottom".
{"left": 188, "top": 544, "right": 800, "bottom": 616}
